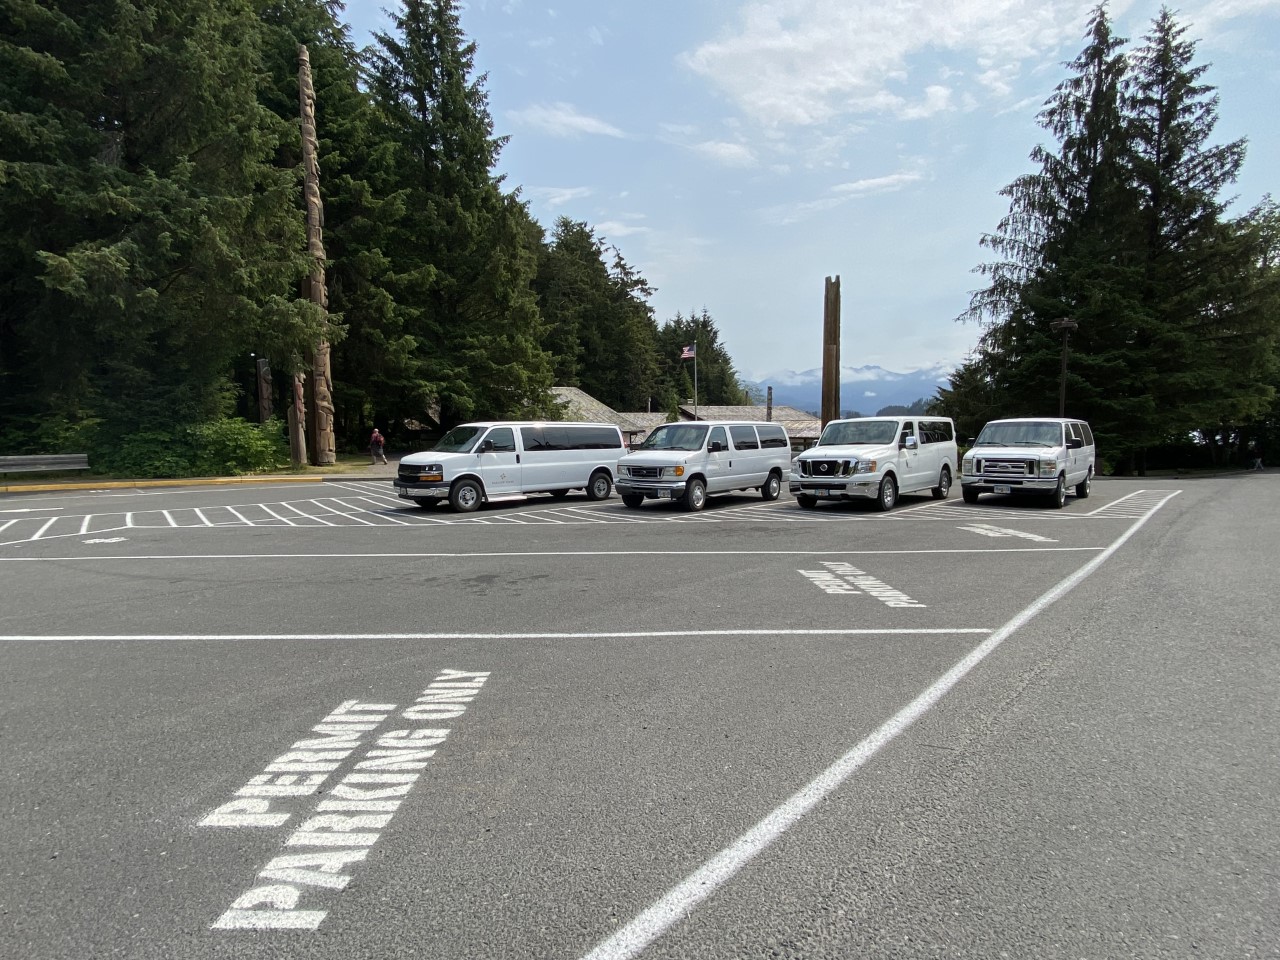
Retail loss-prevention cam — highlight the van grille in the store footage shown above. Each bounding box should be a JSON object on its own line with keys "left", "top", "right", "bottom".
{"left": 976, "top": 458, "right": 1035, "bottom": 475}
{"left": 799, "top": 459, "right": 852, "bottom": 478}
{"left": 627, "top": 466, "right": 663, "bottom": 479}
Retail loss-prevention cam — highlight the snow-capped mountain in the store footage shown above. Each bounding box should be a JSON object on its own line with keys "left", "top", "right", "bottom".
{"left": 744, "top": 363, "right": 954, "bottom": 416}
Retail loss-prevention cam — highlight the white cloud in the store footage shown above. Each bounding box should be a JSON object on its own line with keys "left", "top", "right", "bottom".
{"left": 524, "top": 185, "right": 593, "bottom": 207}
{"left": 762, "top": 169, "right": 924, "bottom": 224}
{"left": 691, "top": 140, "right": 757, "bottom": 166}
{"left": 681, "top": 0, "right": 1101, "bottom": 127}
{"left": 507, "top": 102, "right": 627, "bottom": 138}
{"left": 832, "top": 172, "right": 924, "bottom": 195}
{"left": 595, "top": 220, "right": 652, "bottom": 238}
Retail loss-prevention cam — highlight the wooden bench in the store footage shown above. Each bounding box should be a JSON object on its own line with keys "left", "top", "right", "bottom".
{"left": 0, "top": 454, "right": 91, "bottom": 474}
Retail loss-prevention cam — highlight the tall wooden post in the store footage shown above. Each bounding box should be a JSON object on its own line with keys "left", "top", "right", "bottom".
{"left": 255, "top": 358, "right": 273, "bottom": 423}
{"left": 299, "top": 44, "right": 336, "bottom": 466}
{"left": 821, "top": 276, "right": 841, "bottom": 426}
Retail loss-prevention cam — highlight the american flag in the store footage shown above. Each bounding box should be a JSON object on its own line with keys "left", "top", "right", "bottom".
{"left": 680, "top": 344, "right": 696, "bottom": 360}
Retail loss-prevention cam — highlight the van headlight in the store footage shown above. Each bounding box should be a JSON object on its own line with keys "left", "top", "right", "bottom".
{"left": 962, "top": 456, "right": 974, "bottom": 474}
{"left": 852, "top": 459, "right": 877, "bottom": 475}
{"left": 408, "top": 463, "right": 444, "bottom": 481}
{"left": 1040, "top": 460, "right": 1059, "bottom": 477}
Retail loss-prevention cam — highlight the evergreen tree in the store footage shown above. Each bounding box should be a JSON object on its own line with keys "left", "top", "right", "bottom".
{"left": 0, "top": 0, "right": 320, "bottom": 463}
{"left": 365, "top": 0, "right": 555, "bottom": 426}
{"left": 1127, "top": 9, "right": 1272, "bottom": 446}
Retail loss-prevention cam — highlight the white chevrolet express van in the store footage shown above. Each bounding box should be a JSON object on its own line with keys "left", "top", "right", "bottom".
{"left": 395, "top": 421, "right": 624, "bottom": 512}
{"left": 614, "top": 420, "right": 792, "bottom": 511}
{"left": 790, "top": 416, "right": 958, "bottom": 511}
{"left": 960, "top": 417, "right": 1095, "bottom": 508}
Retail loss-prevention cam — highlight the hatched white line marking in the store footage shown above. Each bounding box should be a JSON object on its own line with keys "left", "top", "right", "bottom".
{"left": 578, "top": 490, "right": 1182, "bottom": 960}
{"left": 258, "top": 503, "right": 299, "bottom": 526}
{"left": 285, "top": 501, "right": 337, "bottom": 526}
{"left": 317, "top": 498, "right": 379, "bottom": 525}
{"left": 223, "top": 506, "right": 254, "bottom": 525}
{"left": 30, "top": 518, "right": 59, "bottom": 540}
{"left": 162, "top": 510, "right": 179, "bottom": 527}
{"left": 78, "top": 516, "right": 92, "bottom": 535}
{"left": 193, "top": 508, "right": 215, "bottom": 527}
{"left": 0, "top": 519, "right": 19, "bottom": 534}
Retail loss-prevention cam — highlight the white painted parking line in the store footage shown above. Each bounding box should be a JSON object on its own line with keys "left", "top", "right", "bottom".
{"left": 0, "top": 628, "right": 992, "bottom": 642}
{"left": 576, "top": 489, "right": 1182, "bottom": 960}
{"left": 957, "top": 523, "right": 1056, "bottom": 542}
{"left": 194, "top": 508, "right": 216, "bottom": 527}
{"left": 29, "top": 517, "right": 58, "bottom": 540}
{"left": 259, "top": 503, "right": 300, "bottom": 526}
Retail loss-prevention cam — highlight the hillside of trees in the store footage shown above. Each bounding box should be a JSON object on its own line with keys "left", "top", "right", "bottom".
{"left": 941, "top": 5, "right": 1279, "bottom": 473}
{"left": 0, "top": 0, "right": 748, "bottom": 475}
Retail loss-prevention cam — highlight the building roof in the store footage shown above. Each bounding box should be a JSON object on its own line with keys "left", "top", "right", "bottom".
{"left": 550, "top": 386, "right": 644, "bottom": 432}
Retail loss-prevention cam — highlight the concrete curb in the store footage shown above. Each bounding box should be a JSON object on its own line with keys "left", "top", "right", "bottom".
{"left": 0, "top": 474, "right": 400, "bottom": 495}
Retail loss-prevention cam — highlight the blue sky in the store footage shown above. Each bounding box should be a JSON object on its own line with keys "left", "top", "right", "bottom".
{"left": 341, "top": 0, "right": 1280, "bottom": 384}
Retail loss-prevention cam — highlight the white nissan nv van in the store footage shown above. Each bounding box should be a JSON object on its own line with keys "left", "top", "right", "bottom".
{"left": 790, "top": 416, "right": 958, "bottom": 511}
{"left": 395, "top": 421, "right": 624, "bottom": 512}
{"left": 614, "top": 420, "right": 792, "bottom": 511}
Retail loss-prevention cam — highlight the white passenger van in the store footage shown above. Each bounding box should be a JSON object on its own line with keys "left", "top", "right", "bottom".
{"left": 395, "top": 421, "right": 625, "bottom": 512}
{"left": 790, "top": 416, "right": 958, "bottom": 511}
{"left": 960, "top": 417, "right": 1096, "bottom": 509}
{"left": 614, "top": 420, "right": 792, "bottom": 511}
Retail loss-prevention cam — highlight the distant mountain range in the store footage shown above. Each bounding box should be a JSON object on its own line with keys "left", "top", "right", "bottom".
{"left": 745, "top": 363, "right": 954, "bottom": 417}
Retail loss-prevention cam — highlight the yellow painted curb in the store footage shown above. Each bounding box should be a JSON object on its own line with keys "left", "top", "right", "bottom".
{"left": 0, "top": 475, "right": 329, "bottom": 494}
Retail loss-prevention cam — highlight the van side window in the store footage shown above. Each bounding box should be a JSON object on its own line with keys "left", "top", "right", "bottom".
{"left": 708, "top": 426, "right": 728, "bottom": 450}
{"left": 1079, "top": 422, "right": 1094, "bottom": 446}
{"left": 565, "top": 425, "right": 622, "bottom": 449}
{"left": 899, "top": 422, "right": 915, "bottom": 445}
{"left": 1066, "top": 423, "right": 1082, "bottom": 444}
{"left": 729, "top": 425, "right": 759, "bottom": 450}
{"left": 919, "top": 420, "right": 953, "bottom": 444}
{"left": 486, "top": 427, "right": 516, "bottom": 452}
{"left": 520, "top": 426, "right": 547, "bottom": 450}
{"left": 757, "top": 424, "right": 788, "bottom": 448}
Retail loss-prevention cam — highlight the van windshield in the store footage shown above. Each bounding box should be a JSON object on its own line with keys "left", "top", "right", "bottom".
{"left": 637, "top": 424, "right": 709, "bottom": 451}
{"left": 974, "top": 421, "right": 1062, "bottom": 447}
{"left": 433, "top": 425, "right": 485, "bottom": 453}
{"left": 817, "top": 420, "right": 898, "bottom": 446}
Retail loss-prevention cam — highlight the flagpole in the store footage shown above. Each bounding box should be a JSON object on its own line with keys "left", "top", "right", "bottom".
{"left": 694, "top": 342, "right": 699, "bottom": 419}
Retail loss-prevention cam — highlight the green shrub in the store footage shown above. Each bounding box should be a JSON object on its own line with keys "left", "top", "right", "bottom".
{"left": 88, "top": 419, "right": 288, "bottom": 478}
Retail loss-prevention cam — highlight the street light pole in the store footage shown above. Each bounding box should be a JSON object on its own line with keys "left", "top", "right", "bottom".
{"left": 1050, "top": 318, "right": 1079, "bottom": 417}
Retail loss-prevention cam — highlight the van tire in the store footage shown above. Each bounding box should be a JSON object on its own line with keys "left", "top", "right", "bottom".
{"left": 931, "top": 466, "right": 951, "bottom": 499}
{"left": 761, "top": 470, "right": 782, "bottom": 501}
{"left": 586, "top": 470, "right": 612, "bottom": 501}
{"left": 450, "top": 478, "right": 482, "bottom": 513}
{"left": 962, "top": 487, "right": 980, "bottom": 504}
{"left": 796, "top": 494, "right": 817, "bottom": 509}
{"left": 683, "top": 478, "right": 707, "bottom": 511}
{"left": 1049, "top": 474, "right": 1067, "bottom": 509}
{"left": 548, "top": 489, "right": 570, "bottom": 499}
{"left": 875, "top": 474, "right": 898, "bottom": 511}
{"left": 1075, "top": 469, "right": 1092, "bottom": 499}
{"left": 412, "top": 498, "right": 436, "bottom": 509}
{"left": 621, "top": 494, "right": 644, "bottom": 508}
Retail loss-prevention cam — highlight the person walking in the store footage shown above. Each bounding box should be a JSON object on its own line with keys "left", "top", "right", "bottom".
{"left": 369, "top": 428, "right": 388, "bottom": 465}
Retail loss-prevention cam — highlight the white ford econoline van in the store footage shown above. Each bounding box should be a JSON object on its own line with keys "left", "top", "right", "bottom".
{"left": 614, "top": 420, "right": 792, "bottom": 511}
{"left": 960, "top": 417, "right": 1096, "bottom": 508}
{"left": 790, "top": 416, "right": 959, "bottom": 511}
{"left": 395, "top": 421, "right": 625, "bottom": 512}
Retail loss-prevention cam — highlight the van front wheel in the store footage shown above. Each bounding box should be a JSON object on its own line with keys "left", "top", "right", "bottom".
{"left": 796, "top": 494, "right": 817, "bottom": 509}
{"left": 875, "top": 474, "right": 898, "bottom": 511}
{"left": 683, "top": 478, "right": 707, "bottom": 511}
{"left": 1075, "top": 469, "right": 1092, "bottom": 499}
{"left": 621, "top": 494, "right": 644, "bottom": 508}
{"left": 1049, "top": 474, "right": 1067, "bottom": 509}
{"left": 449, "top": 479, "right": 482, "bottom": 513}
{"left": 761, "top": 471, "right": 782, "bottom": 501}
{"left": 586, "top": 470, "right": 612, "bottom": 501}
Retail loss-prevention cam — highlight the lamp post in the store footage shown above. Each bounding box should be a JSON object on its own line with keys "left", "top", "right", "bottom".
{"left": 1050, "top": 318, "right": 1079, "bottom": 417}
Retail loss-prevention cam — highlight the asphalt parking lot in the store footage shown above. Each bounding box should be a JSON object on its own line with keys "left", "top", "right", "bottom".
{"left": 1, "top": 476, "right": 1276, "bottom": 959}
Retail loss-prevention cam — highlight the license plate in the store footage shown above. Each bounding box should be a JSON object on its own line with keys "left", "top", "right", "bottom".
{"left": 994, "top": 484, "right": 1011, "bottom": 495}
{"left": 814, "top": 489, "right": 829, "bottom": 497}
{"left": 656, "top": 490, "right": 671, "bottom": 499}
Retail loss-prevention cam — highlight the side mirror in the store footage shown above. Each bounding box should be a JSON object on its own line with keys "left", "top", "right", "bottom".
{"left": 903, "top": 436, "right": 918, "bottom": 450}
{"left": 1067, "top": 437, "right": 1083, "bottom": 449}
{"left": 478, "top": 439, "right": 494, "bottom": 453}
{"left": 708, "top": 440, "right": 725, "bottom": 453}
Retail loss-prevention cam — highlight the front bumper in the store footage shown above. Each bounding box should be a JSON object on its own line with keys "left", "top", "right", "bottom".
{"left": 615, "top": 479, "right": 688, "bottom": 499}
{"left": 789, "top": 479, "right": 879, "bottom": 500}
{"left": 395, "top": 480, "right": 450, "bottom": 500}
{"left": 961, "top": 475, "right": 1058, "bottom": 493}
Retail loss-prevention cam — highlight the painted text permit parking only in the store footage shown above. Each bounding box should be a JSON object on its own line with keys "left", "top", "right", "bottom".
{"left": 204, "top": 669, "right": 490, "bottom": 930}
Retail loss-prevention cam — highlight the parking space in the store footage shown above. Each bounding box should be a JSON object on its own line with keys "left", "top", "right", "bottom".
{"left": 8, "top": 477, "right": 1257, "bottom": 960}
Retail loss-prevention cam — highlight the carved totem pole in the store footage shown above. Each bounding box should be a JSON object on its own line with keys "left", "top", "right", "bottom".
{"left": 299, "top": 44, "right": 336, "bottom": 466}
